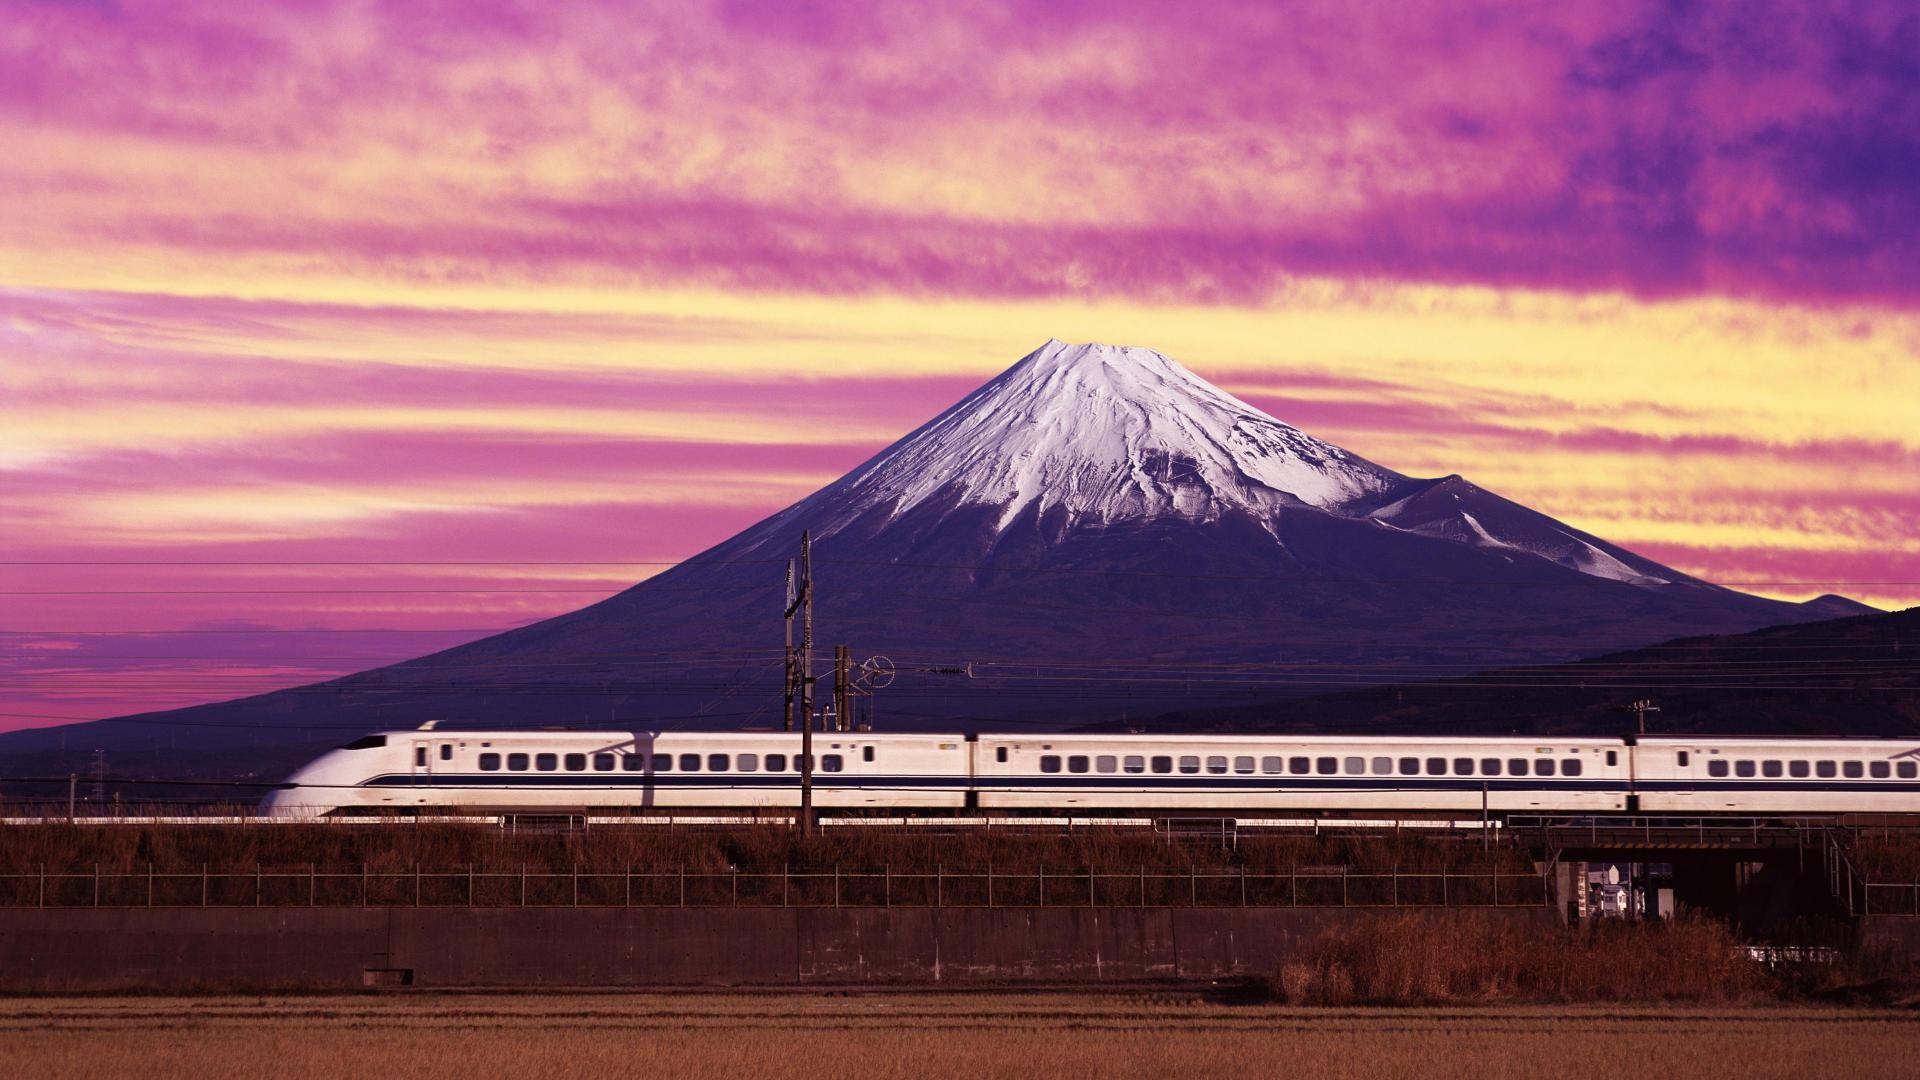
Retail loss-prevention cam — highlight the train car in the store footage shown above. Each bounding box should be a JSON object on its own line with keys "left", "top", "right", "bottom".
{"left": 970, "top": 734, "right": 1632, "bottom": 813}
{"left": 1632, "top": 736, "right": 1920, "bottom": 814}
{"left": 261, "top": 727, "right": 971, "bottom": 816}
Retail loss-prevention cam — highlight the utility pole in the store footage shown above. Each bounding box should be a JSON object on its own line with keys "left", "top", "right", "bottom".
{"left": 833, "top": 645, "right": 852, "bottom": 733}
{"left": 782, "top": 560, "right": 797, "bottom": 733}
{"left": 91, "top": 749, "right": 106, "bottom": 804}
{"left": 796, "top": 532, "right": 815, "bottom": 837}
{"left": 1629, "top": 698, "right": 1661, "bottom": 735}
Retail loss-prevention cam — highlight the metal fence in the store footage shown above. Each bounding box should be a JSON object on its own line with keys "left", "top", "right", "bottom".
{"left": 0, "top": 863, "right": 1548, "bottom": 910}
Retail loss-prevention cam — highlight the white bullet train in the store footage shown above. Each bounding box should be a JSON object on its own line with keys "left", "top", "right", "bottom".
{"left": 261, "top": 726, "right": 1920, "bottom": 817}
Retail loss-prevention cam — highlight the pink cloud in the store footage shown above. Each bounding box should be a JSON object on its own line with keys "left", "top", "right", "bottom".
{"left": 4, "top": 2, "right": 1915, "bottom": 303}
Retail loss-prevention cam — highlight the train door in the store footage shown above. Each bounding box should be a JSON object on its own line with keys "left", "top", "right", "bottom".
{"left": 410, "top": 739, "right": 434, "bottom": 786}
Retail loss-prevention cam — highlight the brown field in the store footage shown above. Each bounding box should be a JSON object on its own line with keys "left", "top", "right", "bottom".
{"left": 2, "top": 993, "right": 1915, "bottom": 1080}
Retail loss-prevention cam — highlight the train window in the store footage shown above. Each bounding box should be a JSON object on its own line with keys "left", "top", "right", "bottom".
{"left": 1481, "top": 759, "right": 1502, "bottom": 776}
{"left": 765, "top": 753, "right": 787, "bottom": 772}
{"left": 1341, "top": 756, "right": 1362, "bottom": 774}
{"left": 652, "top": 754, "right": 672, "bottom": 772}
{"left": 1870, "top": 762, "right": 1891, "bottom": 779}
{"left": 1096, "top": 755, "right": 1118, "bottom": 773}
{"left": 1610, "top": 751, "right": 1622, "bottom": 767}
{"left": 1453, "top": 758, "right": 1475, "bottom": 776}
{"left": 1533, "top": 759, "right": 1556, "bottom": 777}
{"left": 1372, "top": 757, "right": 1392, "bottom": 775}
{"left": 1670, "top": 751, "right": 1683, "bottom": 767}
{"left": 794, "top": 755, "right": 812, "bottom": 772}
{"left": 1125, "top": 755, "right": 1146, "bottom": 774}
{"left": 1261, "top": 756, "right": 1283, "bottom": 775}
{"left": 1816, "top": 761, "right": 1836, "bottom": 778}
{"left": 679, "top": 754, "right": 701, "bottom": 772}
{"left": 1152, "top": 756, "right": 1174, "bottom": 774}
{"left": 1040, "top": 755, "right": 1062, "bottom": 774}
{"left": 1761, "top": 760, "right": 1782, "bottom": 778}
{"left": 622, "top": 755, "right": 644, "bottom": 772}
{"left": 1069, "top": 755, "right": 1091, "bottom": 774}
{"left": 593, "top": 753, "right": 615, "bottom": 772}
{"left": 536, "top": 753, "right": 558, "bottom": 772}
{"left": 996, "top": 747, "right": 1009, "bottom": 763}
{"left": 440, "top": 744, "right": 452, "bottom": 761}
{"left": 1508, "top": 758, "right": 1528, "bottom": 776}
{"left": 1899, "top": 762, "right": 1917, "bottom": 779}
{"left": 1400, "top": 758, "right": 1420, "bottom": 776}
{"left": 707, "top": 754, "right": 729, "bottom": 772}
{"left": 479, "top": 753, "right": 501, "bottom": 772}
{"left": 1562, "top": 759, "right": 1583, "bottom": 777}
{"left": 738, "top": 753, "right": 758, "bottom": 773}
{"left": 821, "top": 754, "right": 844, "bottom": 773}
{"left": 1316, "top": 757, "right": 1338, "bottom": 775}
{"left": 1707, "top": 760, "right": 1728, "bottom": 777}
{"left": 1425, "top": 758, "right": 1447, "bottom": 776}
{"left": 1788, "top": 761, "right": 1809, "bottom": 778}
{"left": 1235, "top": 756, "right": 1255, "bottom": 774}
{"left": 863, "top": 746, "right": 875, "bottom": 763}
{"left": 507, "top": 753, "right": 528, "bottom": 771}
{"left": 1207, "top": 756, "right": 1229, "bottom": 775}
{"left": 1734, "top": 761, "right": 1756, "bottom": 778}
{"left": 415, "top": 747, "right": 427, "bottom": 767}
{"left": 1179, "top": 756, "right": 1201, "bottom": 775}
{"left": 565, "top": 754, "right": 586, "bottom": 772}
{"left": 1291, "top": 757, "right": 1312, "bottom": 775}
{"left": 1843, "top": 762, "right": 1864, "bottom": 779}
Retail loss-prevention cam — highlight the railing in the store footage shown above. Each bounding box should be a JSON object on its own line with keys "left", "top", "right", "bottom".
{"left": 0, "top": 863, "right": 1547, "bottom": 910}
{"left": 1507, "top": 816, "right": 1845, "bottom": 849}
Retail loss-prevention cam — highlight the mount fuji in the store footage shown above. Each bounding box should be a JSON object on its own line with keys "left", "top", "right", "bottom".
{"left": 1, "top": 340, "right": 1869, "bottom": 772}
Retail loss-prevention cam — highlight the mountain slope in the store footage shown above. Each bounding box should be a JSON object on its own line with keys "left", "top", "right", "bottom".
{"left": 0, "top": 340, "right": 1869, "bottom": 779}
{"left": 1109, "top": 607, "right": 1920, "bottom": 737}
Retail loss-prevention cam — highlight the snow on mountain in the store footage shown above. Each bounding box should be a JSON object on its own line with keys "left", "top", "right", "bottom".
{"left": 803, "top": 340, "right": 1403, "bottom": 536}
{"left": 773, "top": 339, "right": 1703, "bottom": 594}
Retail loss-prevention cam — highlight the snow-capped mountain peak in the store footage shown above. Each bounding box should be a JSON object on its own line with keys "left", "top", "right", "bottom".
{"left": 812, "top": 339, "right": 1403, "bottom": 533}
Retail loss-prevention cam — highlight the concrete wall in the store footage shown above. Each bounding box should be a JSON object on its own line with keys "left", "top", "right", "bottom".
{"left": 0, "top": 906, "right": 1556, "bottom": 991}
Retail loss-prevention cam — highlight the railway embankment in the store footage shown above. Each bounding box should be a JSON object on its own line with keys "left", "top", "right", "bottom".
{"left": 4, "top": 821, "right": 1918, "bottom": 993}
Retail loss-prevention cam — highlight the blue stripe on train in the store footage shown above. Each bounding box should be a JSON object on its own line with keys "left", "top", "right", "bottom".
{"left": 361, "top": 773, "right": 1627, "bottom": 792}
{"left": 357, "top": 773, "right": 1919, "bottom": 794}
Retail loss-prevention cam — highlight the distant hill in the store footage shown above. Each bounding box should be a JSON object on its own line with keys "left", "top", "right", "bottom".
{"left": 1100, "top": 608, "right": 1920, "bottom": 737}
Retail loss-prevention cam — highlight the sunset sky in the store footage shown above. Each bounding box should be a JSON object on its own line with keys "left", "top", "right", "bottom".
{"left": 3, "top": 1, "right": 1916, "bottom": 731}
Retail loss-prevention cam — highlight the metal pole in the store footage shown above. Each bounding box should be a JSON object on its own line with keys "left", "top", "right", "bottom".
{"left": 68, "top": 774, "right": 76, "bottom": 822}
{"left": 784, "top": 560, "right": 797, "bottom": 733}
{"left": 798, "top": 531, "right": 816, "bottom": 837}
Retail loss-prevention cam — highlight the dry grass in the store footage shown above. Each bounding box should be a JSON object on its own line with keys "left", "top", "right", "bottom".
{"left": 0, "top": 993, "right": 1914, "bottom": 1080}
{"left": 0, "top": 821, "right": 1531, "bottom": 877}
{"left": 1849, "top": 834, "right": 1920, "bottom": 882}
{"left": 1273, "top": 912, "right": 1768, "bottom": 1004}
